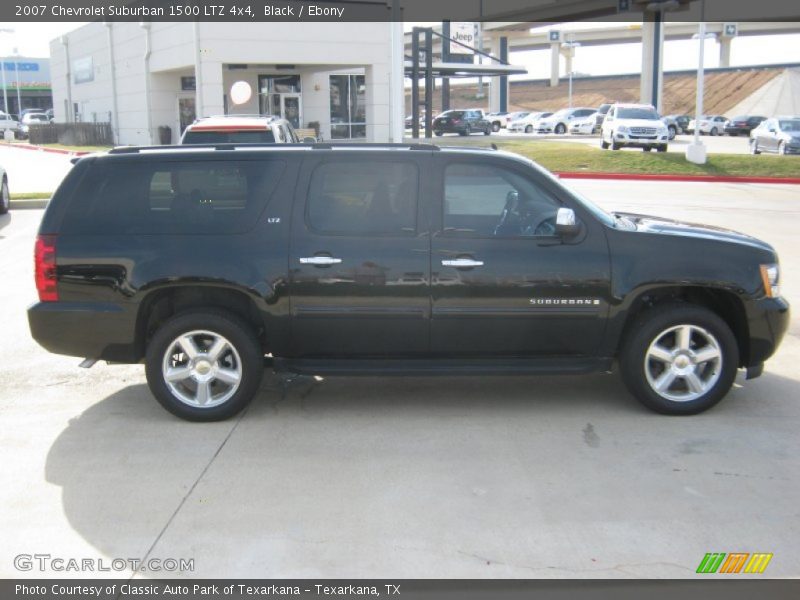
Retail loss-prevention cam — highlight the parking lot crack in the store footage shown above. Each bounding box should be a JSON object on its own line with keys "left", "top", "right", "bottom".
{"left": 130, "top": 407, "right": 249, "bottom": 581}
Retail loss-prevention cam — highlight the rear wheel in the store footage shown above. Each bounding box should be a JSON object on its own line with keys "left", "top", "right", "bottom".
{"left": 620, "top": 304, "right": 738, "bottom": 415}
{"left": 657, "top": 144, "right": 668, "bottom": 153}
{"left": 600, "top": 136, "right": 610, "bottom": 149}
{"left": 145, "top": 310, "right": 263, "bottom": 421}
{"left": 0, "top": 177, "right": 9, "bottom": 215}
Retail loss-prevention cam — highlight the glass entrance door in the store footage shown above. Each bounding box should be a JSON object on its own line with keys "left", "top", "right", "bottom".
{"left": 281, "top": 95, "right": 301, "bottom": 128}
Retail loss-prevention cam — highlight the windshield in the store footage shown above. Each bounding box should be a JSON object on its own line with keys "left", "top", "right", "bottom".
{"left": 617, "top": 108, "right": 659, "bottom": 120}
{"left": 551, "top": 109, "right": 571, "bottom": 118}
{"left": 779, "top": 119, "right": 800, "bottom": 132}
{"left": 182, "top": 130, "right": 275, "bottom": 144}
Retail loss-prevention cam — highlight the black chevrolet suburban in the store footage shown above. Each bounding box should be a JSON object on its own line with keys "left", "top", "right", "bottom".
{"left": 28, "top": 143, "right": 789, "bottom": 421}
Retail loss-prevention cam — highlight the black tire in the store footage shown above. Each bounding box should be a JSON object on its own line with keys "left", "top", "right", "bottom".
{"left": 484, "top": 126, "right": 491, "bottom": 136}
{"left": 600, "top": 138, "right": 610, "bottom": 149}
{"left": 750, "top": 139, "right": 761, "bottom": 155}
{"left": 555, "top": 123, "right": 566, "bottom": 134}
{"left": 657, "top": 144, "right": 668, "bottom": 153}
{"left": 778, "top": 142, "right": 787, "bottom": 155}
{"left": 611, "top": 140, "right": 622, "bottom": 150}
{"left": 491, "top": 122, "right": 501, "bottom": 132}
{"left": 620, "top": 303, "right": 739, "bottom": 415}
{"left": 668, "top": 126, "right": 677, "bottom": 140}
{"left": 434, "top": 131, "right": 443, "bottom": 137}
{"left": 0, "top": 177, "right": 9, "bottom": 215}
{"left": 145, "top": 309, "right": 264, "bottom": 421}
{"left": 710, "top": 127, "right": 718, "bottom": 136}
{"left": 643, "top": 146, "right": 652, "bottom": 152}
{"left": 525, "top": 125, "right": 533, "bottom": 134}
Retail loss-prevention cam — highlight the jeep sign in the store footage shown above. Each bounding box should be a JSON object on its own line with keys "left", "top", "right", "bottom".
{"left": 450, "top": 22, "right": 476, "bottom": 55}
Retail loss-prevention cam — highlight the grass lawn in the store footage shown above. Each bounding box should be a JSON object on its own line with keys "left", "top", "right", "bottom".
{"left": 35, "top": 143, "right": 113, "bottom": 153}
{"left": 428, "top": 138, "right": 800, "bottom": 179}
{"left": 11, "top": 192, "right": 51, "bottom": 200}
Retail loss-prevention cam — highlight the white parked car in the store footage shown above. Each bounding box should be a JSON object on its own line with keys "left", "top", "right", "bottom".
{"left": 0, "top": 163, "right": 9, "bottom": 214}
{"left": 686, "top": 115, "right": 728, "bottom": 136}
{"left": 569, "top": 112, "right": 599, "bottom": 135}
{"left": 507, "top": 111, "right": 553, "bottom": 134}
{"left": 536, "top": 107, "right": 596, "bottom": 134}
{"left": 20, "top": 112, "right": 50, "bottom": 137}
{"left": 0, "top": 112, "right": 19, "bottom": 137}
{"left": 601, "top": 103, "right": 670, "bottom": 152}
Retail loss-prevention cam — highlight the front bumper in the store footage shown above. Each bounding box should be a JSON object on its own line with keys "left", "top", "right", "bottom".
{"left": 613, "top": 131, "right": 669, "bottom": 147}
{"left": 746, "top": 296, "right": 790, "bottom": 369}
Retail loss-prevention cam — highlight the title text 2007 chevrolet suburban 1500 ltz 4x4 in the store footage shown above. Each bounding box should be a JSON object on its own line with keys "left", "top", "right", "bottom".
{"left": 28, "top": 143, "right": 789, "bottom": 421}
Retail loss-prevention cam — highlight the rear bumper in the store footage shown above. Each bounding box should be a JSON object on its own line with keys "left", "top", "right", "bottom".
{"left": 746, "top": 296, "right": 790, "bottom": 368}
{"left": 28, "top": 301, "right": 141, "bottom": 363}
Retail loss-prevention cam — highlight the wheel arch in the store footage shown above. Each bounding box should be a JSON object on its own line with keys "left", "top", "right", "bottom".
{"left": 134, "top": 285, "right": 267, "bottom": 361}
{"left": 615, "top": 285, "right": 749, "bottom": 368}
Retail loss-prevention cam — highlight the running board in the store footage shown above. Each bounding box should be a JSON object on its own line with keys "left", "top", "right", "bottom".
{"left": 273, "top": 357, "right": 612, "bottom": 377}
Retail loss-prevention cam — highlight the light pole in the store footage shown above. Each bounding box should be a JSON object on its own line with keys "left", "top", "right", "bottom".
{"left": 561, "top": 40, "right": 580, "bottom": 109}
{"left": 686, "top": 0, "right": 713, "bottom": 165}
{"left": 0, "top": 27, "right": 13, "bottom": 115}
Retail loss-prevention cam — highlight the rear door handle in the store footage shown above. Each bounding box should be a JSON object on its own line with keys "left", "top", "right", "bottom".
{"left": 299, "top": 256, "right": 343, "bottom": 266}
{"left": 442, "top": 258, "right": 484, "bottom": 268}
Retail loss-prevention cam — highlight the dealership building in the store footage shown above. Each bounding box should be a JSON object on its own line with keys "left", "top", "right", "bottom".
{"left": 50, "top": 22, "right": 405, "bottom": 145}
{"left": 1, "top": 56, "right": 52, "bottom": 115}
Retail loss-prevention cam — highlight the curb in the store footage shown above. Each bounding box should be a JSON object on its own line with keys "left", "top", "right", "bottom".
{"left": 10, "top": 198, "right": 50, "bottom": 210}
{"left": 2, "top": 143, "right": 91, "bottom": 157}
{"left": 555, "top": 172, "right": 800, "bottom": 185}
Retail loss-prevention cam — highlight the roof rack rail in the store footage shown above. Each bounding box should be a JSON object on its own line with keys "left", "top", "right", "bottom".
{"left": 310, "top": 142, "right": 440, "bottom": 151}
{"left": 107, "top": 143, "right": 285, "bottom": 154}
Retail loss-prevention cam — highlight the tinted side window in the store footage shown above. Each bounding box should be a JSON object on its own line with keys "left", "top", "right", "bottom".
{"left": 182, "top": 130, "right": 276, "bottom": 144}
{"left": 307, "top": 161, "right": 418, "bottom": 236}
{"left": 61, "top": 159, "right": 286, "bottom": 235}
{"left": 443, "top": 163, "right": 561, "bottom": 238}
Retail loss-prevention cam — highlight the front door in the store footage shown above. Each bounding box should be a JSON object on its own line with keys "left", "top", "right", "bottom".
{"left": 430, "top": 156, "right": 611, "bottom": 357}
{"left": 289, "top": 154, "right": 430, "bottom": 357}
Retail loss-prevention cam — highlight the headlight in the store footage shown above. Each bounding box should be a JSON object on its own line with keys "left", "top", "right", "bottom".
{"left": 658, "top": 127, "right": 667, "bottom": 134}
{"left": 617, "top": 125, "right": 628, "bottom": 133}
{"left": 760, "top": 263, "right": 781, "bottom": 298}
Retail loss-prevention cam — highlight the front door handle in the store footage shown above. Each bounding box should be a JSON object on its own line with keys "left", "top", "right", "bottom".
{"left": 299, "top": 256, "right": 343, "bottom": 266}
{"left": 442, "top": 258, "right": 484, "bottom": 268}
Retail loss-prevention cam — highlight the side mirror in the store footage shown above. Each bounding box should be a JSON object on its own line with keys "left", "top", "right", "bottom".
{"left": 302, "top": 136, "right": 317, "bottom": 144}
{"left": 555, "top": 207, "right": 580, "bottom": 236}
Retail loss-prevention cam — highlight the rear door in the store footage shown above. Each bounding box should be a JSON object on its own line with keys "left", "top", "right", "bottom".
{"left": 288, "top": 152, "right": 431, "bottom": 357}
{"left": 429, "top": 155, "right": 611, "bottom": 357}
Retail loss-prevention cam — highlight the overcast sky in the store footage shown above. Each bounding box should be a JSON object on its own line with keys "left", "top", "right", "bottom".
{"left": 1, "top": 21, "right": 799, "bottom": 79}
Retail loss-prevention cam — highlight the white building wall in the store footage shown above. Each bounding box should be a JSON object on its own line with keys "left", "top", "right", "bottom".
{"left": 51, "top": 21, "right": 398, "bottom": 145}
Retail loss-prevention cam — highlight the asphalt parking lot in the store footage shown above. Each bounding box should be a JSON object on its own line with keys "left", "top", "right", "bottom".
{"left": 1, "top": 170, "right": 798, "bottom": 578}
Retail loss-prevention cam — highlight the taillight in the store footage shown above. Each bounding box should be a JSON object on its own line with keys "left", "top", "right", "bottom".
{"left": 34, "top": 234, "right": 58, "bottom": 302}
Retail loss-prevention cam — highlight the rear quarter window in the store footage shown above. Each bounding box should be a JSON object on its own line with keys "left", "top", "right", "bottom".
{"left": 60, "top": 159, "right": 286, "bottom": 235}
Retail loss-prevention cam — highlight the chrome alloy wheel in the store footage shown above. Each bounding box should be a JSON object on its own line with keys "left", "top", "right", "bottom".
{"left": 161, "top": 330, "right": 242, "bottom": 408}
{"left": 644, "top": 324, "right": 723, "bottom": 402}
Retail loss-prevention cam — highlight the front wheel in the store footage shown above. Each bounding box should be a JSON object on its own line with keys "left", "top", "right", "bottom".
{"left": 525, "top": 125, "right": 533, "bottom": 134}
{"left": 0, "top": 177, "right": 9, "bottom": 215}
{"left": 668, "top": 126, "right": 677, "bottom": 140}
{"left": 620, "top": 304, "right": 739, "bottom": 415}
{"left": 657, "top": 144, "right": 668, "bottom": 153}
{"left": 492, "top": 122, "right": 501, "bottom": 132}
{"left": 555, "top": 123, "right": 566, "bottom": 134}
{"left": 145, "top": 310, "right": 264, "bottom": 421}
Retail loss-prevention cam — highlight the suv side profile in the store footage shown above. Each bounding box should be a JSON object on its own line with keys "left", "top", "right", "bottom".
{"left": 29, "top": 143, "right": 789, "bottom": 421}
{"left": 601, "top": 103, "right": 670, "bottom": 152}
{"left": 181, "top": 115, "right": 301, "bottom": 144}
